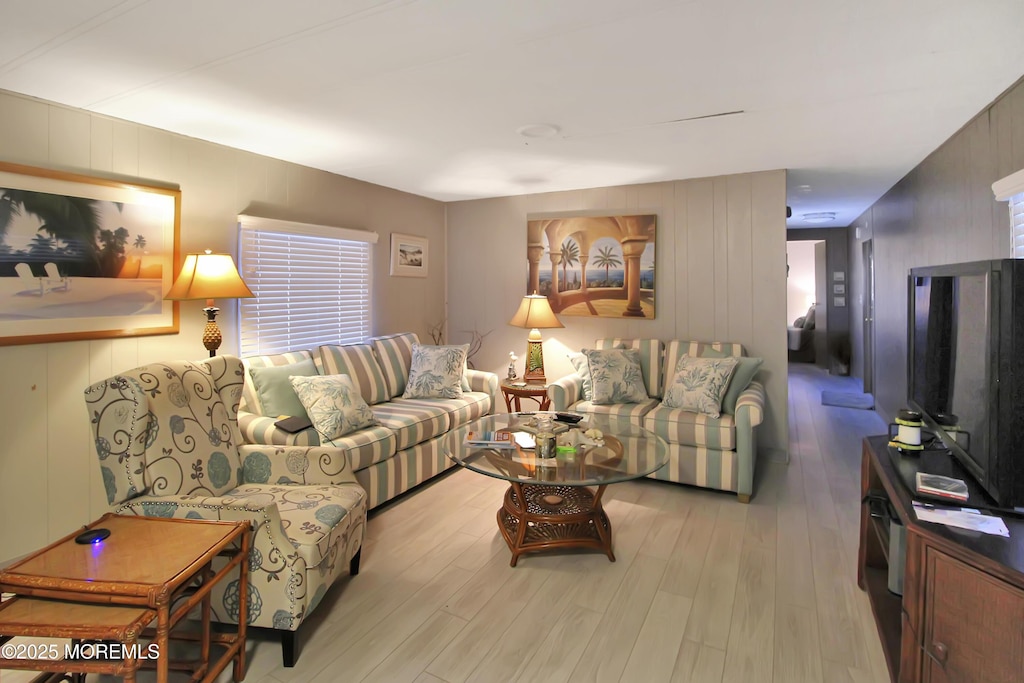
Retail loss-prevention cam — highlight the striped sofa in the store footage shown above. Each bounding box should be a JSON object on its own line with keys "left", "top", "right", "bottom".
{"left": 238, "top": 333, "right": 500, "bottom": 509}
{"left": 548, "top": 339, "right": 766, "bottom": 502}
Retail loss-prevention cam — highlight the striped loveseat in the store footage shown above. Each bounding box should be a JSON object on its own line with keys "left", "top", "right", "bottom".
{"left": 238, "top": 333, "right": 500, "bottom": 509}
{"left": 548, "top": 339, "right": 766, "bottom": 502}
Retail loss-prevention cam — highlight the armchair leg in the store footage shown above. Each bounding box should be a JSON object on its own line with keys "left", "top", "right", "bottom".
{"left": 349, "top": 547, "right": 362, "bottom": 575}
{"left": 737, "top": 493, "right": 751, "bottom": 504}
{"left": 281, "top": 629, "right": 300, "bottom": 668}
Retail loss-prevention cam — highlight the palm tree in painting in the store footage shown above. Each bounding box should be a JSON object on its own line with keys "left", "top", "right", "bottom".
{"left": 559, "top": 239, "right": 580, "bottom": 291}
{"left": 593, "top": 245, "right": 622, "bottom": 286}
{"left": 133, "top": 234, "right": 147, "bottom": 251}
{"left": 0, "top": 189, "right": 103, "bottom": 273}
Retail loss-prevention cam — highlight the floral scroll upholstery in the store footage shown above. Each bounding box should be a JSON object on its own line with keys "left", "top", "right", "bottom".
{"left": 84, "top": 356, "right": 366, "bottom": 635}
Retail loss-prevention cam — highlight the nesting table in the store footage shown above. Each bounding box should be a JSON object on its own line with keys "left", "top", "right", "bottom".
{"left": 0, "top": 513, "right": 250, "bottom": 683}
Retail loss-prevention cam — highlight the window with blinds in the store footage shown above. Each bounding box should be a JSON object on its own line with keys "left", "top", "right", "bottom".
{"left": 237, "top": 215, "right": 378, "bottom": 357}
{"left": 1011, "top": 193, "right": 1024, "bottom": 258}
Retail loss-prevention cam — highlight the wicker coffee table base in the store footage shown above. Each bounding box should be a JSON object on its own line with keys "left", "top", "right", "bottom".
{"left": 498, "top": 482, "right": 614, "bottom": 566}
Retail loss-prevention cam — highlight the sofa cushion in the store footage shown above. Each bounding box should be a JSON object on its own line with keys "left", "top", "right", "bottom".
{"left": 225, "top": 483, "right": 366, "bottom": 570}
{"left": 371, "top": 400, "right": 450, "bottom": 451}
{"left": 319, "top": 344, "right": 390, "bottom": 405}
{"left": 403, "top": 344, "right": 468, "bottom": 399}
{"left": 596, "top": 339, "right": 664, "bottom": 397}
{"left": 371, "top": 333, "right": 419, "bottom": 399}
{"left": 568, "top": 398, "right": 659, "bottom": 423}
{"left": 290, "top": 374, "right": 377, "bottom": 440}
{"left": 663, "top": 355, "right": 738, "bottom": 418}
{"left": 241, "top": 350, "right": 318, "bottom": 414}
{"left": 398, "top": 392, "right": 491, "bottom": 429}
{"left": 248, "top": 358, "right": 318, "bottom": 419}
{"left": 585, "top": 348, "right": 649, "bottom": 404}
{"left": 318, "top": 425, "right": 398, "bottom": 470}
{"left": 643, "top": 404, "right": 736, "bottom": 450}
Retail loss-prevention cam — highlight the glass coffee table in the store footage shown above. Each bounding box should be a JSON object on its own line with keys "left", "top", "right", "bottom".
{"left": 446, "top": 413, "right": 668, "bottom": 566}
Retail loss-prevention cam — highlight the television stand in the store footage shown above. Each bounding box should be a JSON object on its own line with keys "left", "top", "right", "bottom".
{"left": 859, "top": 436, "right": 1024, "bottom": 682}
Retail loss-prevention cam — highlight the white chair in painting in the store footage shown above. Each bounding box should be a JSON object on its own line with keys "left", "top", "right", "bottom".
{"left": 44, "top": 262, "right": 70, "bottom": 291}
{"left": 14, "top": 262, "right": 46, "bottom": 295}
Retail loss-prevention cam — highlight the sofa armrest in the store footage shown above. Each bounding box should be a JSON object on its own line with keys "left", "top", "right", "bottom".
{"left": 238, "top": 445, "right": 359, "bottom": 486}
{"left": 734, "top": 380, "right": 765, "bottom": 502}
{"left": 547, "top": 374, "right": 583, "bottom": 411}
{"left": 466, "top": 368, "right": 500, "bottom": 415}
{"left": 238, "top": 410, "right": 320, "bottom": 446}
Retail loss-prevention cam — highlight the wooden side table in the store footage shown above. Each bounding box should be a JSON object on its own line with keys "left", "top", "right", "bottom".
{"left": 0, "top": 514, "right": 250, "bottom": 683}
{"left": 500, "top": 380, "right": 550, "bottom": 412}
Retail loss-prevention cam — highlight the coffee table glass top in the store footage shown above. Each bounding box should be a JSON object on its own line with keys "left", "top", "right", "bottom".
{"left": 447, "top": 413, "right": 668, "bottom": 486}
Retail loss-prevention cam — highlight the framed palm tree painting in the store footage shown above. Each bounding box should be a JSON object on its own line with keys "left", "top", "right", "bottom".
{"left": 0, "top": 161, "right": 180, "bottom": 345}
{"left": 526, "top": 214, "right": 656, "bottom": 319}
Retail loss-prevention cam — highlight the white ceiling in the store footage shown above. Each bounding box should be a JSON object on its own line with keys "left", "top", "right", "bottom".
{"left": 1, "top": 0, "right": 1022, "bottom": 228}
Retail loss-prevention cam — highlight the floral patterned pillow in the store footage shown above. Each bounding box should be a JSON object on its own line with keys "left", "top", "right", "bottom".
{"left": 584, "top": 348, "right": 649, "bottom": 405}
{"left": 403, "top": 344, "right": 469, "bottom": 399}
{"left": 662, "top": 355, "right": 740, "bottom": 418}
{"left": 289, "top": 374, "right": 377, "bottom": 440}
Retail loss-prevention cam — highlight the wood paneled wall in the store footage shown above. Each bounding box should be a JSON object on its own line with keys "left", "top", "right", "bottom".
{"left": 446, "top": 171, "right": 789, "bottom": 457}
{"left": 848, "top": 77, "right": 1024, "bottom": 421}
{"left": 0, "top": 90, "right": 446, "bottom": 564}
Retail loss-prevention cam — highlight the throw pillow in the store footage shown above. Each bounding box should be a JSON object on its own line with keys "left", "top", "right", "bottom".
{"left": 584, "top": 348, "right": 649, "bottom": 405}
{"left": 249, "top": 359, "right": 318, "bottom": 418}
{"left": 568, "top": 351, "right": 594, "bottom": 401}
{"left": 403, "top": 344, "right": 469, "bottom": 399}
{"left": 662, "top": 355, "right": 740, "bottom": 418}
{"left": 793, "top": 316, "right": 806, "bottom": 328}
{"left": 289, "top": 374, "right": 376, "bottom": 441}
{"left": 721, "top": 357, "right": 763, "bottom": 414}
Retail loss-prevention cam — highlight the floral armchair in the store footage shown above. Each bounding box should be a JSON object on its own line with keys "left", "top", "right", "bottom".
{"left": 83, "top": 355, "right": 367, "bottom": 667}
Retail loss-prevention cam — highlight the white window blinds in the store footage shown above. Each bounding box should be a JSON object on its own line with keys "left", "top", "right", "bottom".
{"left": 1011, "top": 193, "right": 1024, "bottom": 258}
{"left": 237, "top": 215, "right": 378, "bottom": 357}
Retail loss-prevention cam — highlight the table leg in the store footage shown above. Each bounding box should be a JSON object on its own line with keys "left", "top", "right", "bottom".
{"left": 155, "top": 604, "right": 170, "bottom": 683}
{"left": 514, "top": 395, "right": 523, "bottom": 412}
{"left": 508, "top": 482, "right": 528, "bottom": 566}
{"left": 591, "top": 484, "right": 615, "bottom": 562}
{"left": 200, "top": 564, "right": 212, "bottom": 676}
{"left": 233, "top": 525, "right": 251, "bottom": 682}
{"left": 503, "top": 390, "right": 513, "bottom": 413}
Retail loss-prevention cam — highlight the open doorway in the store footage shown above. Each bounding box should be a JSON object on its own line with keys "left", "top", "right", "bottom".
{"left": 786, "top": 240, "right": 823, "bottom": 364}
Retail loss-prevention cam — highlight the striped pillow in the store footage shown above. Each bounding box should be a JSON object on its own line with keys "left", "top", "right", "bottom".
{"left": 371, "top": 333, "right": 420, "bottom": 399}
{"left": 319, "top": 344, "right": 389, "bottom": 405}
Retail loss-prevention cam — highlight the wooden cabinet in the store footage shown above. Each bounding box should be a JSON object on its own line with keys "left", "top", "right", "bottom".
{"left": 859, "top": 436, "right": 1024, "bottom": 683}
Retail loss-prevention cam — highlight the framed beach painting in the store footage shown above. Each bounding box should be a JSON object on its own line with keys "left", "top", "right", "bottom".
{"left": 0, "top": 162, "right": 180, "bottom": 346}
{"left": 526, "top": 214, "right": 656, "bottom": 318}
{"left": 390, "top": 232, "right": 428, "bottom": 277}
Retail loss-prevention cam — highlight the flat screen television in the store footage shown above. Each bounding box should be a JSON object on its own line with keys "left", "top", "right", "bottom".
{"left": 907, "top": 259, "right": 1024, "bottom": 507}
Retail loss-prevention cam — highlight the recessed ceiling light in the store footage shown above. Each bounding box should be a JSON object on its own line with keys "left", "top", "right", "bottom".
{"left": 802, "top": 212, "right": 836, "bottom": 223}
{"left": 516, "top": 124, "right": 560, "bottom": 139}
{"left": 797, "top": 184, "right": 812, "bottom": 192}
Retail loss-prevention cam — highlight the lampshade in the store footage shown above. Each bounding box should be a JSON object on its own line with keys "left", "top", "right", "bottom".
{"left": 508, "top": 294, "right": 564, "bottom": 330}
{"left": 165, "top": 251, "right": 254, "bottom": 301}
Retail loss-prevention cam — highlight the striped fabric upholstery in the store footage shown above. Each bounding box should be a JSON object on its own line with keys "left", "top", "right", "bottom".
{"left": 371, "top": 333, "right": 420, "bottom": 399}
{"left": 643, "top": 405, "right": 736, "bottom": 449}
{"left": 318, "top": 344, "right": 390, "bottom": 405}
{"left": 596, "top": 338, "right": 664, "bottom": 397}
{"left": 735, "top": 381, "right": 766, "bottom": 426}
{"left": 320, "top": 425, "right": 398, "bottom": 471}
{"left": 355, "top": 427, "right": 465, "bottom": 509}
{"left": 238, "top": 412, "right": 320, "bottom": 446}
{"left": 568, "top": 398, "right": 659, "bottom": 425}
{"left": 370, "top": 400, "right": 450, "bottom": 451}
{"left": 647, "top": 442, "right": 740, "bottom": 493}
{"left": 663, "top": 340, "right": 745, "bottom": 381}
{"left": 397, "top": 392, "right": 492, "bottom": 429}
{"left": 241, "top": 350, "right": 318, "bottom": 414}
{"left": 548, "top": 374, "right": 583, "bottom": 412}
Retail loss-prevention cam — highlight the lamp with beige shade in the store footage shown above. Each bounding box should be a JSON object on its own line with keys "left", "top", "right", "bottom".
{"left": 508, "top": 293, "right": 564, "bottom": 383}
{"left": 165, "top": 250, "right": 254, "bottom": 356}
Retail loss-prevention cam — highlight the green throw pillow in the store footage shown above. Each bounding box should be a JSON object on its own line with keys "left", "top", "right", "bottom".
{"left": 697, "top": 348, "right": 762, "bottom": 414}
{"left": 249, "top": 359, "right": 318, "bottom": 418}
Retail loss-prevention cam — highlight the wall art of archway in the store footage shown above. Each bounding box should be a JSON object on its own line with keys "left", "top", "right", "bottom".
{"left": 526, "top": 214, "right": 656, "bottom": 319}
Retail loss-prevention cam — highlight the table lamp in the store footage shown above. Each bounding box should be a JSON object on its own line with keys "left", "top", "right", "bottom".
{"left": 508, "top": 293, "right": 564, "bottom": 383}
{"left": 165, "top": 250, "right": 254, "bottom": 357}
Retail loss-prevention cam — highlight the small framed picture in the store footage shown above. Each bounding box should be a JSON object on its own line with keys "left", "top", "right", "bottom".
{"left": 833, "top": 271, "right": 845, "bottom": 282}
{"left": 833, "top": 283, "right": 846, "bottom": 294}
{"left": 834, "top": 296, "right": 846, "bottom": 307}
{"left": 390, "top": 233, "right": 428, "bottom": 278}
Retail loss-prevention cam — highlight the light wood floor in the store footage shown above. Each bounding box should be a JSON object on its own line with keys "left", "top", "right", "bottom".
{"left": 2, "top": 363, "right": 890, "bottom": 683}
